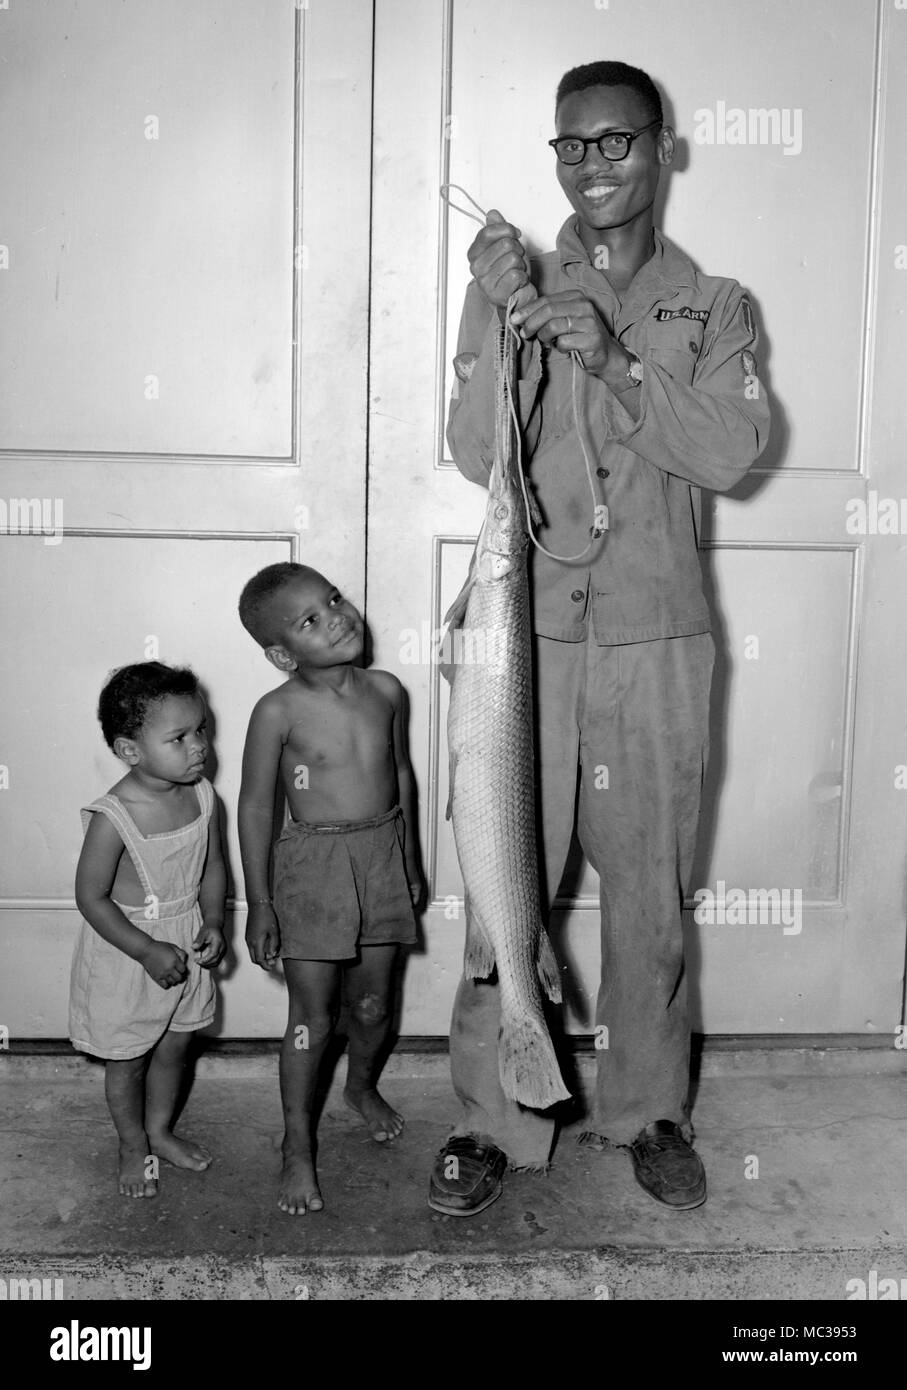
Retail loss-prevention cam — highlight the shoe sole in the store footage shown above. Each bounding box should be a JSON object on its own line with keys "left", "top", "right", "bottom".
{"left": 427, "top": 1181, "right": 504, "bottom": 1218}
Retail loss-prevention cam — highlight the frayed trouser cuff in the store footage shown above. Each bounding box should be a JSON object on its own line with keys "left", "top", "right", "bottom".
{"left": 579, "top": 1120, "right": 696, "bottom": 1151}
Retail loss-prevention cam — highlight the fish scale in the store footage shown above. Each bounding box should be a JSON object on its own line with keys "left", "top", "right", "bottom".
{"left": 444, "top": 303, "right": 570, "bottom": 1112}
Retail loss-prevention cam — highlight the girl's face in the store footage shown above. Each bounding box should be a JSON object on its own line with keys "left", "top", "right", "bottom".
{"left": 126, "top": 694, "right": 208, "bottom": 785}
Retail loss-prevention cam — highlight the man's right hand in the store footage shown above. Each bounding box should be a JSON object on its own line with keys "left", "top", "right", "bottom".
{"left": 468, "top": 209, "right": 534, "bottom": 309}
{"left": 245, "top": 903, "right": 280, "bottom": 971}
{"left": 140, "top": 941, "right": 189, "bottom": 989}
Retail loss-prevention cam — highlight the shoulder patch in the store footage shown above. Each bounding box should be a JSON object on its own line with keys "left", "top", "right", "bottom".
{"left": 740, "top": 296, "right": 755, "bottom": 337}
{"left": 654, "top": 306, "right": 710, "bottom": 322}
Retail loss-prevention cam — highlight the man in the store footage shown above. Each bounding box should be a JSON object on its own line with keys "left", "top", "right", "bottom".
{"left": 429, "top": 61, "right": 770, "bottom": 1216}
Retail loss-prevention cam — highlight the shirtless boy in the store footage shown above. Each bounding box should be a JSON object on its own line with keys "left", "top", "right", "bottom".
{"left": 238, "top": 563, "right": 422, "bottom": 1215}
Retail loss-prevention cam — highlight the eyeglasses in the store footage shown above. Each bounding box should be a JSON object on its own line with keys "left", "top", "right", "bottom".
{"left": 548, "top": 119, "right": 661, "bottom": 165}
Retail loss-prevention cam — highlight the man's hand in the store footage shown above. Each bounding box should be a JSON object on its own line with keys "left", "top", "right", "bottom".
{"left": 510, "top": 290, "right": 630, "bottom": 380}
{"left": 245, "top": 903, "right": 280, "bottom": 971}
{"left": 468, "top": 209, "right": 535, "bottom": 309}
{"left": 140, "top": 940, "right": 189, "bottom": 990}
{"left": 193, "top": 922, "right": 226, "bottom": 969}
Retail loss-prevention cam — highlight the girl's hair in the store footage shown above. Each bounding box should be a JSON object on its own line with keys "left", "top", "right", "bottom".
{"left": 98, "top": 662, "right": 199, "bottom": 750}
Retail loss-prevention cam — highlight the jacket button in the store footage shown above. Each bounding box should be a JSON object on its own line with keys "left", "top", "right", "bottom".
{"left": 571, "top": 589, "right": 584, "bottom": 602}
{"left": 596, "top": 467, "right": 610, "bottom": 478}
{"left": 689, "top": 339, "right": 698, "bottom": 353}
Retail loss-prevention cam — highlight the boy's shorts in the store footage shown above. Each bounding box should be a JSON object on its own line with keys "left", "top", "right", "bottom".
{"left": 69, "top": 903, "right": 215, "bottom": 1061}
{"left": 273, "top": 805, "right": 417, "bottom": 961}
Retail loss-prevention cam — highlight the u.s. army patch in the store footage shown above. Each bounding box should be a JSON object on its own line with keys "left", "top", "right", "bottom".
{"left": 654, "top": 307, "right": 710, "bottom": 322}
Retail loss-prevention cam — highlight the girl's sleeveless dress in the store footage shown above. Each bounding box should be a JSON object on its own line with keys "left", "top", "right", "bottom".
{"left": 69, "top": 778, "right": 217, "bottom": 1060}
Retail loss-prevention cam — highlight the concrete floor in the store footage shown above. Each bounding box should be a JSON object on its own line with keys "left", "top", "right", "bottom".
{"left": 2, "top": 1047, "right": 906, "bottom": 1300}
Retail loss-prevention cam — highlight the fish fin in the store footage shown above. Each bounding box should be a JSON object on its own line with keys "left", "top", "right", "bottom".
{"left": 443, "top": 546, "right": 478, "bottom": 628}
{"left": 536, "top": 929, "right": 562, "bottom": 1004}
{"left": 462, "top": 896, "right": 496, "bottom": 981}
{"left": 498, "top": 1010, "right": 571, "bottom": 1110}
{"left": 526, "top": 486, "right": 544, "bottom": 530}
{"left": 441, "top": 554, "right": 476, "bottom": 687}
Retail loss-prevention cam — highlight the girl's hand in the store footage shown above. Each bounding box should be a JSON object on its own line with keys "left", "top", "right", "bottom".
{"left": 193, "top": 923, "right": 226, "bottom": 969}
{"left": 140, "top": 940, "right": 189, "bottom": 989}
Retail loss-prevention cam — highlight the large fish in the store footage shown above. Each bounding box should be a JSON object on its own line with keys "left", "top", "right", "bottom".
{"left": 444, "top": 306, "right": 570, "bottom": 1111}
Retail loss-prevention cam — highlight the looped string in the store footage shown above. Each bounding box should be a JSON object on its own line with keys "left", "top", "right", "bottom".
{"left": 440, "top": 183, "right": 489, "bottom": 226}
{"left": 441, "top": 182, "right": 607, "bottom": 564}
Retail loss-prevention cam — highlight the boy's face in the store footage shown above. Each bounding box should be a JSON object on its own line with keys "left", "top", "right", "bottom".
{"left": 266, "top": 573, "right": 364, "bottom": 672}
{"left": 120, "top": 693, "right": 208, "bottom": 784}
{"left": 554, "top": 84, "right": 672, "bottom": 236}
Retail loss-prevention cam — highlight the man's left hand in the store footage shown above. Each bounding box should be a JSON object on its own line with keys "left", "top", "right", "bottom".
{"left": 510, "top": 290, "right": 628, "bottom": 380}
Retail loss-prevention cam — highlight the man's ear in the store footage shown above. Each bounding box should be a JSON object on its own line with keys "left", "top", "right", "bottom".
{"left": 113, "top": 736, "right": 140, "bottom": 765}
{"left": 265, "top": 644, "right": 297, "bottom": 674}
{"left": 657, "top": 125, "right": 676, "bottom": 167}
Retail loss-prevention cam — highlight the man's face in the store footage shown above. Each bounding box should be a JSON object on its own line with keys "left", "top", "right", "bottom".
{"left": 554, "top": 84, "right": 672, "bottom": 234}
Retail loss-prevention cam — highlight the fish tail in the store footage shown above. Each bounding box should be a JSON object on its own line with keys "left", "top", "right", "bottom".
{"left": 536, "top": 928, "right": 562, "bottom": 1003}
{"left": 498, "top": 1010, "right": 571, "bottom": 1110}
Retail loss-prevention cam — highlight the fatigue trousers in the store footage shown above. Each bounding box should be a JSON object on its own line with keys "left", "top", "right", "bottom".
{"left": 448, "top": 630, "right": 715, "bottom": 1167}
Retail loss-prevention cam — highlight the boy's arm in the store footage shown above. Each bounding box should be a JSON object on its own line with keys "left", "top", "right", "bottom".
{"left": 387, "top": 676, "right": 423, "bottom": 904}
{"left": 194, "top": 799, "right": 227, "bottom": 967}
{"left": 238, "top": 696, "right": 284, "bottom": 969}
{"left": 75, "top": 814, "right": 188, "bottom": 989}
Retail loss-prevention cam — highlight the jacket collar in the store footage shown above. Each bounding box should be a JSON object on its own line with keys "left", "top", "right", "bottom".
{"left": 556, "top": 217, "right": 698, "bottom": 290}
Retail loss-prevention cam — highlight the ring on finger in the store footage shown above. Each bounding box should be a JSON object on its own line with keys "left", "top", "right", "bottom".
{"left": 566, "top": 315, "right": 573, "bottom": 333}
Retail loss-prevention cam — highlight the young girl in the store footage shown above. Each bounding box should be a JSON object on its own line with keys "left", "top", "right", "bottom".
{"left": 70, "top": 662, "right": 226, "bottom": 1198}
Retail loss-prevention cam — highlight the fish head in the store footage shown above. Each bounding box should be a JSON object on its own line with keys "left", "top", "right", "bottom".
{"left": 478, "top": 467, "right": 526, "bottom": 579}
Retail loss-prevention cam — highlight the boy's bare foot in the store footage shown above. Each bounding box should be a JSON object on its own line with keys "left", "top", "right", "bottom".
{"left": 278, "top": 1151, "right": 324, "bottom": 1215}
{"left": 344, "top": 1085, "right": 404, "bottom": 1143}
{"left": 118, "top": 1142, "right": 158, "bottom": 1199}
{"left": 147, "top": 1131, "right": 212, "bottom": 1171}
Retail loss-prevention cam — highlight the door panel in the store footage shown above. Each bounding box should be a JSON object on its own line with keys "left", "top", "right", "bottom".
{"left": 0, "top": 0, "right": 375, "bottom": 1038}
{"left": 368, "top": 0, "right": 907, "bottom": 1035}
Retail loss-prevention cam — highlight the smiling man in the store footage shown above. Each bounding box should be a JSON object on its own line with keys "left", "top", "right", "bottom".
{"left": 429, "top": 62, "right": 771, "bottom": 1216}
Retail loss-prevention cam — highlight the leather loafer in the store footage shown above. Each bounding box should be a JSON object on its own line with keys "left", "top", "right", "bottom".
{"left": 428, "top": 1135, "right": 507, "bottom": 1217}
{"left": 628, "top": 1120, "right": 706, "bottom": 1209}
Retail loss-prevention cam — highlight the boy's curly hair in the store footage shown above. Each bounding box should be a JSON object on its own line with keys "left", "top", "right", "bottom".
{"left": 98, "top": 662, "right": 199, "bottom": 750}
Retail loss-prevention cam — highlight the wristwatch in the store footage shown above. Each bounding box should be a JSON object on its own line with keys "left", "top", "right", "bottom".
{"left": 610, "top": 351, "right": 643, "bottom": 393}
{"left": 623, "top": 353, "right": 644, "bottom": 387}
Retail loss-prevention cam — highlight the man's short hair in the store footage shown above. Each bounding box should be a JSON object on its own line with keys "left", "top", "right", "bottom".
{"left": 98, "top": 662, "right": 199, "bottom": 750}
{"left": 555, "top": 61, "right": 663, "bottom": 127}
{"left": 239, "top": 562, "right": 317, "bottom": 648}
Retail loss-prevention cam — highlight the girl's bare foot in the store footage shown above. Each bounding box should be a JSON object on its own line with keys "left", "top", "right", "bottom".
{"left": 147, "top": 1130, "right": 212, "bottom": 1171}
{"left": 118, "top": 1141, "right": 158, "bottom": 1199}
{"left": 278, "top": 1150, "right": 324, "bottom": 1215}
{"left": 343, "top": 1085, "right": 404, "bottom": 1142}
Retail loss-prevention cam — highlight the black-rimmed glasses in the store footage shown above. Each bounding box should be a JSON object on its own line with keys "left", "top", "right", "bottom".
{"left": 548, "top": 119, "right": 662, "bottom": 165}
